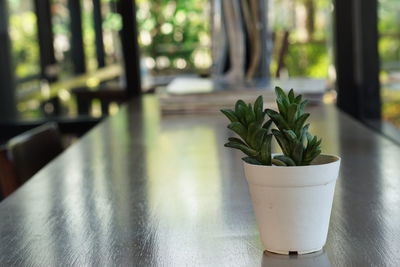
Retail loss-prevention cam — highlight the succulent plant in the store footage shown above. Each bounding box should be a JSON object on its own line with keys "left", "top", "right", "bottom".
{"left": 220, "top": 96, "right": 273, "bottom": 165}
{"left": 221, "top": 87, "right": 322, "bottom": 166}
{"left": 266, "top": 87, "right": 321, "bottom": 166}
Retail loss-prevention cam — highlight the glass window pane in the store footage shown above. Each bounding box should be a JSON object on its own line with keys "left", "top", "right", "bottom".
{"left": 379, "top": 0, "right": 400, "bottom": 128}
{"left": 8, "top": 0, "right": 40, "bottom": 79}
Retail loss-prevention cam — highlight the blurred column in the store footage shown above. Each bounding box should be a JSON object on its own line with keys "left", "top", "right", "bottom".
{"left": 0, "top": 0, "right": 16, "bottom": 120}
{"left": 117, "top": 0, "right": 142, "bottom": 96}
{"left": 333, "top": 0, "right": 381, "bottom": 120}
{"left": 68, "top": 0, "right": 86, "bottom": 74}
{"left": 34, "top": 0, "right": 58, "bottom": 82}
{"left": 93, "top": 0, "right": 105, "bottom": 68}
{"left": 211, "top": 0, "right": 270, "bottom": 88}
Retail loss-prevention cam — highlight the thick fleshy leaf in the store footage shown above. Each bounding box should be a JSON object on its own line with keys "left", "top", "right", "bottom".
{"left": 224, "top": 142, "right": 258, "bottom": 157}
{"left": 295, "top": 113, "right": 310, "bottom": 135}
{"left": 283, "top": 129, "right": 297, "bottom": 142}
{"left": 266, "top": 109, "right": 290, "bottom": 131}
{"left": 236, "top": 103, "right": 247, "bottom": 125}
{"left": 247, "top": 122, "right": 259, "bottom": 147}
{"left": 262, "top": 119, "right": 273, "bottom": 131}
{"left": 245, "top": 104, "right": 255, "bottom": 125}
{"left": 260, "top": 134, "right": 272, "bottom": 165}
{"left": 300, "top": 124, "right": 310, "bottom": 143}
{"left": 294, "top": 94, "right": 302, "bottom": 104}
{"left": 275, "top": 86, "right": 287, "bottom": 99}
{"left": 272, "top": 158, "right": 287, "bottom": 166}
{"left": 288, "top": 89, "right": 295, "bottom": 103}
{"left": 235, "top": 100, "right": 246, "bottom": 114}
{"left": 274, "top": 155, "right": 296, "bottom": 166}
{"left": 228, "top": 137, "right": 246, "bottom": 146}
{"left": 253, "top": 128, "right": 268, "bottom": 150}
{"left": 220, "top": 109, "right": 239, "bottom": 122}
{"left": 286, "top": 103, "right": 298, "bottom": 126}
{"left": 242, "top": 157, "right": 262, "bottom": 165}
{"left": 254, "top": 96, "right": 264, "bottom": 121}
{"left": 276, "top": 98, "right": 288, "bottom": 118}
{"left": 292, "top": 143, "right": 304, "bottom": 165}
{"left": 272, "top": 129, "right": 291, "bottom": 155}
{"left": 227, "top": 122, "right": 247, "bottom": 140}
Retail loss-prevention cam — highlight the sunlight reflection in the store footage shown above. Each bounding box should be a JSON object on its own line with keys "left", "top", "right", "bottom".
{"left": 142, "top": 97, "right": 225, "bottom": 265}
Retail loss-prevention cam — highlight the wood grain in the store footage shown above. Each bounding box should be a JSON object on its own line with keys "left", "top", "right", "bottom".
{"left": 0, "top": 95, "right": 400, "bottom": 266}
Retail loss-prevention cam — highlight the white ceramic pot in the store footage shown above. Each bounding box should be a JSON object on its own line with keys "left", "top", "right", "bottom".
{"left": 244, "top": 154, "right": 341, "bottom": 255}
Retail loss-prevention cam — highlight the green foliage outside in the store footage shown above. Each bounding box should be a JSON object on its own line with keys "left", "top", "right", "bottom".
{"left": 5, "top": 0, "right": 400, "bottom": 88}
{"left": 285, "top": 42, "right": 329, "bottom": 77}
{"left": 136, "top": 0, "right": 211, "bottom": 74}
{"left": 8, "top": 0, "right": 40, "bottom": 78}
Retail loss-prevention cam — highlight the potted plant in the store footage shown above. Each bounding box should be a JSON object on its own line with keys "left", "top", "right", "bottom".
{"left": 221, "top": 87, "right": 341, "bottom": 255}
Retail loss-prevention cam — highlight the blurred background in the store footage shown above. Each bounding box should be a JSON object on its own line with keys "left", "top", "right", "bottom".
{"left": 1, "top": 0, "right": 399, "bottom": 134}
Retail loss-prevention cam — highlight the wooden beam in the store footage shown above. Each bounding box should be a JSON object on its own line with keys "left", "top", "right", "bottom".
{"left": 34, "top": 0, "right": 57, "bottom": 82}
{"left": 333, "top": 0, "right": 381, "bottom": 120}
{"left": 0, "top": 1, "right": 16, "bottom": 120}
{"left": 93, "top": 0, "right": 105, "bottom": 68}
{"left": 68, "top": 0, "right": 86, "bottom": 74}
{"left": 117, "top": 0, "right": 142, "bottom": 96}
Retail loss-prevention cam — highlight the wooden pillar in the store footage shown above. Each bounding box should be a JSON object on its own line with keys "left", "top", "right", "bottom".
{"left": 34, "top": 0, "right": 58, "bottom": 82}
{"left": 93, "top": 0, "right": 105, "bottom": 68}
{"left": 333, "top": 0, "right": 381, "bottom": 120}
{"left": 117, "top": 0, "right": 142, "bottom": 96}
{"left": 68, "top": 0, "right": 86, "bottom": 74}
{"left": 0, "top": 1, "right": 16, "bottom": 120}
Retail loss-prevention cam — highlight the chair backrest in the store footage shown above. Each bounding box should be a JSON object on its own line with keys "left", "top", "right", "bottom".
{"left": 6, "top": 122, "right": 63, "bottom": 185}
{"left": 0, "top": 146, "right": 19, "bottom": 199}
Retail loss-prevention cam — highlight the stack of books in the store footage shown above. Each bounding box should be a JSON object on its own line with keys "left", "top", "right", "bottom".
{"left": 157, "top": 77, "right": 326, "bottom": 114}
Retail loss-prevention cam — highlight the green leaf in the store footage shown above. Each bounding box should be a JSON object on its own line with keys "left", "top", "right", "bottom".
{"left": 228, "top": 137, "right": 246, "bottom": 146}
{"left": 294, "top": 94, "right": 302, "bottom": 104}
{"left": 283, "top": 129, "right": 297, "bottom": 142}
{"left": 235, "top": 100, "right": 246, "bottom": 114}
{"left": 286, "top": 103, "right": 298, "bottom": 126}
{"left": 266, "top": 109, "right": 290, "bottom": 131}
{"left": 275, "top": 86, "right": 287, "bottom": 101}
{"left": 272, "top": 158, "right": 287, "bottom": 166}
{"left": 220, "top": 109, "right": 239, "bottom": 122}
{"left": 299, "top": 124, "right": 310, "bottom": 143}
{"left": 244, "top": 104, "right": 255, "bottom": 125}
{"left": 295, "top": 113, "right": 310, "bottom": 135}
{"left": 247, "top": 122, "right": 259, "bottom": 147}
{"left": 253, "top": 128, "right": 268, "bottom": 150}
{"left": 224, "top": 142, "right": 258, "bottom": 157}
{"left": 306, "top": 132, "right": 313, "bottom": 144}
{"left": 272, "top": 129, "right": 291, "bottom": 155}
{"left": 254, "top": 96, "right": 263, "bottom": 121}
{"left": 316, "top": 138, "right": 322, "bottom": 147}
{"left": 298, "top": 100, "right": 308, "bottom": 114}
{"left": 262, "top": 119, "right": 273, "bottom": 131}
{"left": 236, "top": 103, "right": 247, "bottom": 125}
{"left": 242, "top": 157, "right": 262, "bottom": 165}
{"left": 273, "top": 155, "right": 296, "bottom": 166}
{"left": 292, "top": 143, "right": 304, "bottom": 165}
{"left": 227, "top": 122, "right": 247, "bottom": 140}
{"left": 276, "top": 98, "right": 288, "bottom": 118}
{"left": 288, "top": 89, "right": 295, "bottom": 103}
{"left": 260, "top": 134, "right": 272, "bottom": 165}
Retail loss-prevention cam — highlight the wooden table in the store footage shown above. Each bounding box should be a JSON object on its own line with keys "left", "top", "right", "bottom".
{"left": 1, "top": 96, "right": 400, "bottom": 266}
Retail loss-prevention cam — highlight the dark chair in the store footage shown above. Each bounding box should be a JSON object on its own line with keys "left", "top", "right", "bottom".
{"left": 5, "top": 122, "right": 63, "bottom": 186}
{"left": 0, "top": 146, "right": 19, "bottom": 199}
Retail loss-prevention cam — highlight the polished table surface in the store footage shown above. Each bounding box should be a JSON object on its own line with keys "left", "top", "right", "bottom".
{"left": 1, "top": 96, "right": 400, "bottom": 266}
